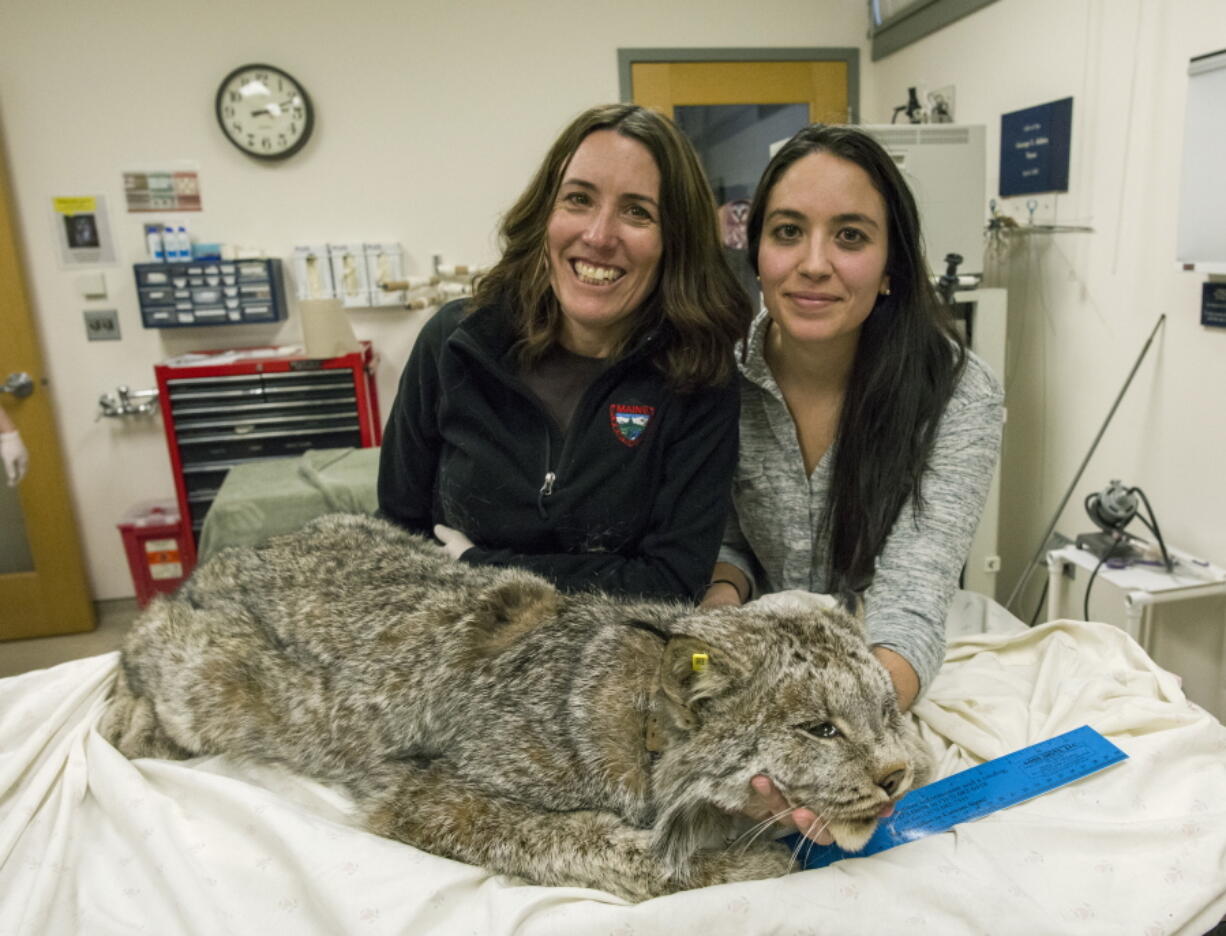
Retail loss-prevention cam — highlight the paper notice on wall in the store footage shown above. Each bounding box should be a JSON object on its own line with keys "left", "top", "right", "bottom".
{"left": 51, "top": 195, "right": 117, "bottom": 266}
{"left": 123, "top": 170, "right": 202, "bottom": 212}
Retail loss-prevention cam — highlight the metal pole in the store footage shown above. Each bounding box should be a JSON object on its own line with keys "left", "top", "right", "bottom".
{"left": 1004, "top": 313, "right": 1167, "bottom": 615}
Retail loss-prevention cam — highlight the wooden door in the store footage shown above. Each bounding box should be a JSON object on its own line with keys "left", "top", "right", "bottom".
{"left": 625, "top": 54, "right": 854, "bottom": 302}
{"left": 0, "top": 127, "right": 95, "bottom": 640}
{"left": 630, "top": 60, "right": 851, "bottom": 125}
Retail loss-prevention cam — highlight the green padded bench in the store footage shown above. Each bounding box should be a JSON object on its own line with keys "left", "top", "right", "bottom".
{"left": 197, "top": 447, "right": 380, "bottom": 561}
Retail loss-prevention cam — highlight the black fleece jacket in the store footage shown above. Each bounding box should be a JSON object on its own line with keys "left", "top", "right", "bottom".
{"left": 377, "top": 299, "right": 739, "bottom": 602}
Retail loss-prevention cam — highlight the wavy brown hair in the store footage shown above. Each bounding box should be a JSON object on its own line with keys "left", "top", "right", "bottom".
{"left": 471, "top": 104, "right": 752, "bottom": 390}
{"left": 745, "top": 124, "right": 967, "bottom": 594}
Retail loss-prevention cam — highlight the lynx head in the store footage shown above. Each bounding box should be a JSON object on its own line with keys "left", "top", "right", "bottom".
{"left": 647, "top": 600, "right": 932, "bottom": 879}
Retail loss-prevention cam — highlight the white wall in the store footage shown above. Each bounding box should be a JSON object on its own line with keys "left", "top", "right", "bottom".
{"left": 869, "top": 0, "right": 1226, "bottom": 614}
{"left": 0, "top": 0, "right": 870, "bottom": 599}
{"left": 11, "top": 0, "right": 1222, "bottom": 610}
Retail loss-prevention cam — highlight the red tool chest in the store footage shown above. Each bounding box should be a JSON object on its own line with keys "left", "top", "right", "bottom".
{"left": 154, "top": 343, "right": 381, "bottom": 573}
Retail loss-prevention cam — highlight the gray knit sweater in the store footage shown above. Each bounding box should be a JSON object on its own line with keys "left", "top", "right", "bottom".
{"left": 718, "top": 310, "right": 1005, "bottom": 693}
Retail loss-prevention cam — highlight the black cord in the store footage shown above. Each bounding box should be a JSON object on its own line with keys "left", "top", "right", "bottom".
{"left": 1029, "top": 579, "right": 1049, "bottom": 627}
{"left": 1130, "top": 486, "right": 1173, "bottom": 571}
{"left": 1083, "top": 535, "right": 1123, "bottom": 622}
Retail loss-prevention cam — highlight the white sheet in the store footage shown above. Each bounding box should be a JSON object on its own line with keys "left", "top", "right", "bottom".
{"left": 2, "top": 619, "right": 1225, "bottom": 936}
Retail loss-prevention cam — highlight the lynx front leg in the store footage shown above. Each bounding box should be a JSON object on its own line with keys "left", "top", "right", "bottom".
{"left": 98, "top": 664, "right": 194, "bottom": 760}
{"left": 361, "top": 764, "right": 693, "bottom": 902}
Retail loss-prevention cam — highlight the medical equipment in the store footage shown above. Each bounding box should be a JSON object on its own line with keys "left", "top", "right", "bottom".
{"left": 1004, "top": 313, "right": 1166, "bottom": 615}
{"left": 935, "top": 252, "right": 980, "bottom": 305}
{"left": 891, "top": 86, "right": 926, "bottom": 124}
{"left": 1074, "top": 479, "right": 1174, "bottom": 622}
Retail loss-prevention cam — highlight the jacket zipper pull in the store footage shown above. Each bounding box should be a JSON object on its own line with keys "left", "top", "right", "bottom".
{"left": 537, "top": 471, "right": 556, "bottom": 518}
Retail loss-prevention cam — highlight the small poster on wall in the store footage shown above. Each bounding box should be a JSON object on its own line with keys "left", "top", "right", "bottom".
{"left": 999, "top": 97, "right": 1073, "bottom": 197}
{"left": 1203, "top": 281, "right": 1226, "bottom": 328}
{"left": 123, "top": 170, "right": 202, "bottom": 212}
{"left": 51, "top": 195, "right": 116, "bottom": 267}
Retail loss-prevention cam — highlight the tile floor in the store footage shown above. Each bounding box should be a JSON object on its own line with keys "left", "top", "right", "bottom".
{"left": 0, "top": 599, "right": 139, "bottom": 679}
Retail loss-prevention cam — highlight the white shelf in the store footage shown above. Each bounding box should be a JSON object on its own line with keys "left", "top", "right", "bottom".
{"left": 1045, "top": 543, "right": 1226, "bottom": 721}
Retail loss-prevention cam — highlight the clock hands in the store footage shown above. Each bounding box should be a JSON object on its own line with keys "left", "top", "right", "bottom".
{"left": 217, "top": 65, "right": 312, "bottom": 158}
{"left": 249, "top": 98, "right": 298, "bottom": 118}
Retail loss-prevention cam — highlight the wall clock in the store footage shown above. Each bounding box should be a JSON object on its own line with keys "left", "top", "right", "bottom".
{"left": 215, "top": 64, "right": 314, "bottom": 160}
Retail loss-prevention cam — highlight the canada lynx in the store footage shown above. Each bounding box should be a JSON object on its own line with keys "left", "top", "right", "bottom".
{"left": 101, "top": 514, "right": 930, "bottom": 902}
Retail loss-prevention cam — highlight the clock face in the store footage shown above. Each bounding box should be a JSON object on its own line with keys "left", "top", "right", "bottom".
{"left": 215, "top": 64, "right": 314, "bottom": 160}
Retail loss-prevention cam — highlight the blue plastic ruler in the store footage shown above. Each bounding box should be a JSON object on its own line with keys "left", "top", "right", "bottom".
{"left": 790, "top": 725, "right": 1128, "bottom": 869}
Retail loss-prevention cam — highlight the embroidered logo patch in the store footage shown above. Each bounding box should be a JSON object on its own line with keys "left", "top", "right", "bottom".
{"left": 609, "top": 403, "right": 655, "bottom": 447}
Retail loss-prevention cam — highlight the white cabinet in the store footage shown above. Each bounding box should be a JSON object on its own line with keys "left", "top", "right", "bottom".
{"left": 954, "top": 287, "right": 1007, "bottom": 600}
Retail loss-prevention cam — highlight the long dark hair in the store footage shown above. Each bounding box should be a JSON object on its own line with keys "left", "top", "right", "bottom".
{"left": 746, "top": 124, "right": 966, "bottom": 593}
{"left": 472, "top": 104, "right": 752, "bottom": 390}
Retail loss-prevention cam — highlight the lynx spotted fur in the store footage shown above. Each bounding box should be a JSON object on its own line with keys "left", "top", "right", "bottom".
{"left": 100, "top": 514, "right": 930, "bottom": 902}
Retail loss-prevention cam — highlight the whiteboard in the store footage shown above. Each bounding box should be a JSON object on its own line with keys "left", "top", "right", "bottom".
{"left": 1177, "top": 49, "right": 1226, "bottom": 271}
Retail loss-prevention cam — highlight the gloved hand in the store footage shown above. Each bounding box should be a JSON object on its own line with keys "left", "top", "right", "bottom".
{"left": 750, "top": 590, "right": 844, "bottom": 614}
{"left": 1, "top": 430, "right": 29, "bottom": 486}
{"left": 433, "top": 523, "right": 474, "bottom": 561}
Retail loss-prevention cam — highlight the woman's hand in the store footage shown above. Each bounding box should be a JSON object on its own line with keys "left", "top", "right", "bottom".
{"left": 699, "top": 562, "right": 750, "bottom": 608}
{"left": 433, "top": 524, "right": 474, "bottom": 560}
{"left": 870, "top": 646, "right": 920, "bottom": 712}
{"left": 748, "top": 774, "right": 834, "bottom": 845}
{"left": 700, "top": 580, "right": 743, "bottom": 608}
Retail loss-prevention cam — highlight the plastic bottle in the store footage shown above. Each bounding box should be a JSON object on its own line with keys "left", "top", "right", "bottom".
{"left": 145, "top": 224, "right": 165, "bottom": 262}
{"left": 175, "top": 225, "right": 191, "bottom": 261}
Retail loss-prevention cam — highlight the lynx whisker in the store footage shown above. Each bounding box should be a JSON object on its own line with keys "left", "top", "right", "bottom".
{"left": 787, "top": 815, "right": 833, "bottom": 873}
{"left": 730, "top": 807, "right": 796, "bottom": 854}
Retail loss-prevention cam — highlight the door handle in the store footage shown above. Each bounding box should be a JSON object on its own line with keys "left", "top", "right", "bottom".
{"left": 2, "top": 372, "right": 35, "bottom": 398}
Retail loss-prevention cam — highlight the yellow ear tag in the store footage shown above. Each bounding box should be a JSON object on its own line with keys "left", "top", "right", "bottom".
{"left": 691, "top": 652, "right": 709, "bottom": 673}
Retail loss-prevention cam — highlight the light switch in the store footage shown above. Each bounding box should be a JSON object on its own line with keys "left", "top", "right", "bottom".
{"left": 84, "top": 309, "right": 121, "bottom": 341}
{"left": 77, "top": 271, "right": 108, "bottom": 299}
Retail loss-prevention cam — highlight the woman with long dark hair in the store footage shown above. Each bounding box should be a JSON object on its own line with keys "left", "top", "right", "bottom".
{"left": 379, "top": 104, "right": 752, "bottom": 601}
{"left": 703, "top": 124, "right": 1003, "bottom": 832}
{"left": 708, "top": 123, "right": 1004, "bottom": 699}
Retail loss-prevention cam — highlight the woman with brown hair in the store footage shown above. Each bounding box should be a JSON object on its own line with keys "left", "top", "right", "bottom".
{"left": 378, "top": 103, "right": 752, "bottom": 601}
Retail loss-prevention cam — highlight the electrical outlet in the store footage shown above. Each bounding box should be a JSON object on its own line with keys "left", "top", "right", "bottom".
{"left": 84, "top": 309, "right": 121, "bottom": 341}
{"left": 929, "top": 85, "right": 956, "bottom": 123}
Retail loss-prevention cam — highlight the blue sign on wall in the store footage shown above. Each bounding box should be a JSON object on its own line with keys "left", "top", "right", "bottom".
{"left": 1203, "top": 281, "right": 1226, "bottom": 328}
{"left": 1000, "top": 97, "right": 1073, "bottom": 197}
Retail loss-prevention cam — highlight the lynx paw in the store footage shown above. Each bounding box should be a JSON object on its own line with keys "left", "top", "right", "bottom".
{"left": 685, "top": 841, "right": 795, "bottom": 891}
{"left": 98, "top": 672, "right": 192, "bottom": 760}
